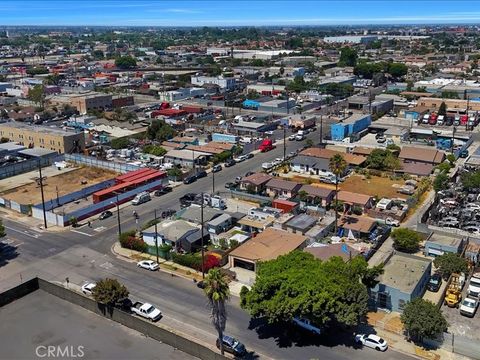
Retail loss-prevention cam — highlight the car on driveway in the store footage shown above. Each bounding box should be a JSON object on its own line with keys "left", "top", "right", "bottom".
{"left": 427, "top": 273, "right": 442, "bottom": 292}
{"left": 99, "top": 211, "right": 113, "bottom": 220}
{"left": 216, "top": 335, "right": 246, "bottom": 357}
{"left": 385, "top": 217, "right": 400, "bottom": 227}
{"left": 137, "top": 260, "right": 159, "bottom": 271}
{"left": 81, "top": 282, "right": 96, "bottom": 296}
{"left": 355, "top": 334, "right": 388, "bottom": 351}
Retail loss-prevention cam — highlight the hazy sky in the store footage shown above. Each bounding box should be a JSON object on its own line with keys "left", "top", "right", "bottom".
{"left": 2, "top": 1, "right": 480, "bottom": 26}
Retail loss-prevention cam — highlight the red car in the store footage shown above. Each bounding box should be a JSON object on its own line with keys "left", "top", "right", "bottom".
{"left": 428, "top": 113, "right": 438, "bottom": 125}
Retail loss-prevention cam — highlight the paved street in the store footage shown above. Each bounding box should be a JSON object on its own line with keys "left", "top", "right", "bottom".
{"left": 0, "top": 127, "right": 413, "bottom": 360}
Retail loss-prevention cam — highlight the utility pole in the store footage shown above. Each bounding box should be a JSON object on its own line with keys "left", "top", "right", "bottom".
{"left": 154, "top": 209, "right": 159, "bottom": 264}
{"left": 38, "top": 160, "right": 47, "bottom": 229}
{"left": 283, "top": 125, "right": 286, "bottom": 161}
{"left": 116, "top": 194, "right": 122, "bottom": 236}
{"left": 451, "top": 126, "right": 456, "bottom": 154}
{"left": 200, "top": 192, "right": 205, "bottom": 279}
{"left": 319, "top": 114, "right": 323, "bottom": 146}
{"left": 212, "top": 168, "right": 215, "bottom": 194}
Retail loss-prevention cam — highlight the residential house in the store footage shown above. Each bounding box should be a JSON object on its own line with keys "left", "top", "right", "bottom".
{"left": 399, "top": 146, "right": 445, "bottom": 166}
{"left": 265, "top": 178, "right": 301, "bottom": 199}
{"left": 291, "top": 156, "right": 331, "bottom": 175}
{"left": 305, "top": 243, "right": 360, "bottom": 261}
{"left": 164, "top": 149, "right": 209, "bottom": 168}
{"left": 285, "top": 214, "right": 317, "bottom": 235}
{"left": 371, "top": 253, "right": 432, "bottom": 312}
{"left": 239, "top": 173, "right": 272, "bottom": 193}
{"left": 337, "top": 215, "right": 377, "bottom": 239}
{"left": 299, "top": 147, "right": 366, "bottom": 167}
{"left": 337, "top": 191, "right": 374, "bottom": 213}
{"left": 298, "top": 185, "right": 335, "bottom": 207}
{"left": 207, "top": 213, "right": 233, "bottom": 235}
{"left": 228, "top": 228, "right": 308, "bottom": 280}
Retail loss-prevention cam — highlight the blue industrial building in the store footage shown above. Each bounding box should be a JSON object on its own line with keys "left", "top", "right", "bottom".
{"left": 243, "top": 99, "right": 260, "bottom": 109}
{"left": 424, "top": 233, "right": 466, "bottom": 257}
{"left": 370, "top": 253, "right": 431, "bottom": 313}
{"left": 330, "top": 114, "right": 372, "bottom": 141}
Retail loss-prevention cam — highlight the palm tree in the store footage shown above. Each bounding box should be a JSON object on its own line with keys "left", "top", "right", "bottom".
{"left": 329, "top": 154, "right": 347, "bottom": 233}
{"left": 203, "top": 268, "right": 230, "bottom": 355}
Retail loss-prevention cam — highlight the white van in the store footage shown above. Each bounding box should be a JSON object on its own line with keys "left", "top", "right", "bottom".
{"left": 131, "top": 192, "right": 151, "bottom": 206}
{"left": 422, "top": 114, "right": 430, "bottom": 124}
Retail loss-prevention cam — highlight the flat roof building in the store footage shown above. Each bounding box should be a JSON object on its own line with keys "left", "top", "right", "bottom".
{"left": 50, "top": 92, "right": 113, "bottom": 114}
{"left": 0, "top": 122, "right": 85, "bottom": 154}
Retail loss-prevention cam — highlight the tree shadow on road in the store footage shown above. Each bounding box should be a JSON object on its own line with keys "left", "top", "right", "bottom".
{"left": 248, "top": 316, "right": 377, "bottom": 351}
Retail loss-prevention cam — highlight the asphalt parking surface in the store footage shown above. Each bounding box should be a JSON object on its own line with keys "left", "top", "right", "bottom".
{"left": 0, "top": 289, "right": 197, "bottom": 360}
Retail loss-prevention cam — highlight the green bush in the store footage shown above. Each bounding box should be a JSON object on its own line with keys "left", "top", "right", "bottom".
{"left": 171, "top": 253, "right": 202, "bottom": 270}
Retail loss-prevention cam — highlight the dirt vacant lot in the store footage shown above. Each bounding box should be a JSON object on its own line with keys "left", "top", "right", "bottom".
{"left": 339, "top": 175, "right": 408, "bottom": 199}
{"left": 1, "top": 166, "right": 118, "bottom": 205}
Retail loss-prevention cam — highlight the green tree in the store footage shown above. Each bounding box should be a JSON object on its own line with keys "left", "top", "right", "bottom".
{"left": 115, "top": 55, "right": 137, "bottom": 69}
{"left": 433, "top": 253, "right": 469, "bottom": 280}
{"left": 27, "top": 85, "right": 45, "bottom": 107}
{"left": 143, "top": 144, "right": 166, "bottom": 156}
{"left": 338, "top": 47, "right": 358, "bottom": 67}
{"left": 305, "top": 138, "right": 314, "bottom": 148}
{"left": 387, "top": 63, "right": 408, "bottom": 78}
{"left": 391, "top": 228, "right": 423, "bottom": 253}
{"left": 401, "top": 298, "right": 448, "bottom": 342}
{"left": 92, "top": 278, "right": 129, "bottom": 307}
{"left": 241, "top": 252, "right": 380, "bottom": 328}
{"left": 329, "top": 154, "right": 347, "bottom": 233}
{"left": 461, "top": 171, "right": 480, "bottom": 190}
{"left": 406, "top": 80, "right": 414, "bottom": 91}
{"left": 298, "top": 190, "right": 308, "bottom": 202}
{"left": 204, "top": 268, "right": 230, "bottom": 355}
{"left": 438, "top": 102, "right": 447, "bottom": 116}
{"left": 167, "top": 166, "right": 182, "bottom": 178}
{"left": 446, "top": 154, "right": 456, "bottom": 165}
{"left": 440, "top": 90, "right": 459, "bottom": 99}
{"left": 366, "top": 149, "right": 400, "bottom": 170}
{"left": 433, "top": 172, "right": 449, "bottom": 192}
{"left": 92, "top": 49, "right": 104, "bottom": 60}
{"left": 0, "top": 219, "right": 6, "bottom": 238}
{"left": 147, "top": 120, "right": 176, "bottom": 141}
{"left": 110, "top": 137, "right": 130, "bottom": 149}
{"left": 286, "top": 75, "right": 308, "bottom": 93}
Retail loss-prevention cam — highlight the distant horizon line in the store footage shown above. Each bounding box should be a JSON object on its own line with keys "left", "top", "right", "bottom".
{"left": 0, "top": 23, "right": 479, "bottom": 28}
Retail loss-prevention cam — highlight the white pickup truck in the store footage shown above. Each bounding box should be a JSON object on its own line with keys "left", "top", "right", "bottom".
{"left": 468, "top": 272, "right": 480, "bottom": 298}
{"left": 131, "top": 302, "right": 162, "bottom": 322}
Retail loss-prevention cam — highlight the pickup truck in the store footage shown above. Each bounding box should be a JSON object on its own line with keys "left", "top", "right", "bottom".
{"left": 131, "top": 302, "right": 162, "bottom": 321}
{"left": 468, "top": 271, "right": 480, "bottom": 298}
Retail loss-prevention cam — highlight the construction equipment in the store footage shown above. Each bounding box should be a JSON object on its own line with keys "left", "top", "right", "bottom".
{"left": 444, "top": 273, "right": 463, "bottom": 308}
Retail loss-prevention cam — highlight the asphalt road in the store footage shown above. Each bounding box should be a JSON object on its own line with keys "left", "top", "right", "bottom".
{"left": 1, "top": 126, "right": 413, "bottom": 360}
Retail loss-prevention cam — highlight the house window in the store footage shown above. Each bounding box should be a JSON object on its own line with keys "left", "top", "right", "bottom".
{"left": 377, "top": 292, "right": 389, "bottom": 308}
{"left": 398, "top": 299, "right": 406, "bottom": 311}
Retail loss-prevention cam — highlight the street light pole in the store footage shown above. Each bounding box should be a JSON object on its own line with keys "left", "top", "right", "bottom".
{"left": 154, "top": 209, "right": 159, "bottom": 264}
{"left": 212, "top": 168, "right": 215, "bottom": 194}
{"left": 283, "top": 125, "right": 286, "bottom": 161}
{"left": 319, "top": 114, "right": 323, "bottom": 146}
{"left": 38, "top": 159, "right": 47, "bottom": 229}
{"left": 201, "top": 191, "right": 205, "bottom": 279}
{"left": 116, "top": 194, "right": 122, "bottom": 236}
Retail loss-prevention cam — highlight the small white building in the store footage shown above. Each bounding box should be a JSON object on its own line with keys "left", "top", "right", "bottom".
{"left": 191, "top": 75, "right": 236, "bottom": 90}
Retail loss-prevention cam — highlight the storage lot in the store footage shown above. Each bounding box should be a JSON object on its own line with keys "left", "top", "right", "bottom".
{"left": 0, "top": 167, "right": 118, "bottom": 205}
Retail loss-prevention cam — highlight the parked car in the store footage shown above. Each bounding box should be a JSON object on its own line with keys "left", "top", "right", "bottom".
{"left": 460, "top": 150, "right": 469, "bottom": 158}
{"left": 131, "top": 302, "right": 162, "bottom": 321}
{"left": 225, "top": 182, "right": 235, "bottom": 189}
{"left": 81, "top": 282, "right": 96, "bottom": 296}
{"left": 212, "top": 164, "right": 222, "bottom": 173}
{"left": 427, "top": 274, "right": 442, "bottom": 292}
{"left": 385, "top": 217, "right": 400, "bottom": 227}
{"left": 376, "top": 136, "right": 386, "bottom": 143}
{"left": 355, "top": 334, "right": 388, "bottom": 351}
{"left": 245, "top": 153, "right": 254, "bottom": 159}
{"left": 161, "top": 209, "right": 176, "bottom": 218}
{"left": 99, "top": 210, "right": 113, "bottom": 220}
{"left": 216, "top": 335, "right": 246, "bottom": 357}
{"left": 288, "top": 134, "right": 296, "bottom": 141}
{"left": 463, "top": 226, "right": 480, "bottom": 235}
{"left": 225, "top": 159, "right": 236, "bottom": 167}
{"left": 154, "top": 187, "right": 172, "bottom": 196}
{"left": 137, "top": 260, "right": 159, "bottom": 271}
{"left": 131, "top": 192, "right": 151, "bottom": 206}
{"left": 183, "top": 175, "right": 197, "bottom": 184}
{"left": 460, "top": 297, "right": 478, "bottom": 317}
{"left": 196, "top": 170, "right": 207, "bottom": 179}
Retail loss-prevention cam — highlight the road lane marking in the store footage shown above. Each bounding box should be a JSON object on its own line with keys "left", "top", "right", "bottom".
{"left": 5, "top": 226, "right": 40, "bottom": 239}
{"left": 71, "top": 229, "right": 93, "bottom": 237}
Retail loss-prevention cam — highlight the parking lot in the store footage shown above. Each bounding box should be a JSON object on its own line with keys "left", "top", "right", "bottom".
{"left": 442, "top": 299, "right": 480, "bottom": 341}
{"left": 1, "top": 289, "right": 196, "bottom": 360}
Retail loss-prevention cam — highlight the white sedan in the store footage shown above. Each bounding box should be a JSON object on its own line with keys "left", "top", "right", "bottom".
{"left": 355, "top": 334, "right": 388, "bottom": 351}
{"left": 81, "top": 282, "right": 96, "bottom": 296}
{"left": 137, "top": 260, "right": 159, "bottom": 271}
